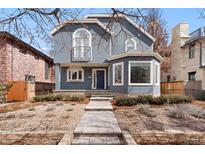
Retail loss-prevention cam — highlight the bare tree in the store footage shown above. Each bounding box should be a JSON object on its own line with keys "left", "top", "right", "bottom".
{"left": 0, "top": 8, "right": 160, "bottom": 48}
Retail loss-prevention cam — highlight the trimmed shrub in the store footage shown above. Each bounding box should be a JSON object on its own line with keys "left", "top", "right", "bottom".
{"left": 115, "top": 95, "right": 192, "bottom": 106}
{"left": 197, "top": 90, "right": 205, "bottom": 101}
{"left": 33, "top": 94, "right": 85, "bottom": 102}
{"left": 33, "top": 94, "right": 63, "bottom": 102}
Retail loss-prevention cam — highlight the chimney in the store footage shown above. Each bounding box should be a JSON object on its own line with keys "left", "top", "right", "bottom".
{"left": 171, "top": 23, "right": 190, "bottom": 48}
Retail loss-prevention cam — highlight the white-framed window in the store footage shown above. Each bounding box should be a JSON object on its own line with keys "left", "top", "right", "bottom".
{"left": 125, "top": 38, "right": 137, "bottom": 51}
{"left": 128, "top": 61, "right": 153, "bottom": 85}
{"left": 155, "top": 63, "right": 160, "bottom": 85}
{"left": 113, "top": 62, "right": 124, "bottom": 86}
{"left": 67, "top": 67, "right": 84, "bottom": 82}
{"left": 72, "top": 28, "right": 92, "bottom": 60}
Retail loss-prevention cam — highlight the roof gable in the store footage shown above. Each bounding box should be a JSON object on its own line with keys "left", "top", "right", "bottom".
{"left": 84, "top": 14, "right": 155, "bottom": 41}
{"left": 51, "top": 18, "right": 112, "bottom": 36}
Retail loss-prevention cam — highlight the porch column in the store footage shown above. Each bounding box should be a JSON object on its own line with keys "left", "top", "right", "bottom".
{"left": 55, "top": 64, "right": 61, "bottom": 90}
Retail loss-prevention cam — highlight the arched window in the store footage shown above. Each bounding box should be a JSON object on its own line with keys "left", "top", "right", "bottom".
{"left": 125, "top": 38, "right": 137, "bottom": 51}
{"left": 72, "top": 28, "right": 92, "bottom": 61}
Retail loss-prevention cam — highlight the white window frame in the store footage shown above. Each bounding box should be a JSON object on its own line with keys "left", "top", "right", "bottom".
{"left": 125, "top": 38, "right": 137, "bottom": 51}
{"left": 67, "top": 67, "right": 84, "bottom": 82}
{"left": 128, "top": 61, "right": 153, "bottom": 86}
{"left": 72, "top": 28, "right": 92, "bottom": 60}
{"left": 113, "top": 62, "right": 124, "bottom": 86}
{"left": 155, "top": 62, "right": 160, "bottom": 85}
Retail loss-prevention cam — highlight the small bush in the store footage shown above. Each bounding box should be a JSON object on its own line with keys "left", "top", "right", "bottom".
{"left": 33, "top": 94, "right": 63, "bottom": 102}
{"left": 115, "top": 95, "right": 192, "bottom": 106}
{"left": 197, "top": 90, "right": 205, "bottom": 101}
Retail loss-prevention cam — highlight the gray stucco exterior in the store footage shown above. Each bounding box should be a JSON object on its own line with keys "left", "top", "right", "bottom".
{"left": 109, "top": 56, "right": 160, "bottom": 95}
{"left": 53, "top": 14, "right": 162, "bottom": 96}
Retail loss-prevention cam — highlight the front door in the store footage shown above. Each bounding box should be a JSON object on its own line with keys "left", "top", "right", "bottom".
{"left": 96, "top": 70, "right": 105, "bottom": 89}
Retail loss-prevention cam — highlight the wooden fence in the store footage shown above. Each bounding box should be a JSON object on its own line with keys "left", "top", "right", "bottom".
{"left": 161, "top": 80, "right": 203, "bottom": 98}
{"left": 161, "top": 81, "right": 184, "bottom": 95}
{"left": 6, "top": 81, "right": 55, "bottom": 102}
{"left": 7, "top": 81, "right": 28, "bottom": 101}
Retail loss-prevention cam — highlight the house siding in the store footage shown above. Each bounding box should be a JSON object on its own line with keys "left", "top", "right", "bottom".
{"left": 109, "top": 56, "right": 160, "bottom": 95}
{"left": 53, "top": 19, "right": 154, "bottom": 65}
{"left": 60, "top": 67, "right": 108, "bottom": 90}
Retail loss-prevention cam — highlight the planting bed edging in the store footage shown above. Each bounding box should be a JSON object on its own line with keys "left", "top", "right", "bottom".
{"left": 133, "top": 130, "right": 205, "bottom": 145}
{"left": 122, "top": 131, "right": 137, "bottom": 145}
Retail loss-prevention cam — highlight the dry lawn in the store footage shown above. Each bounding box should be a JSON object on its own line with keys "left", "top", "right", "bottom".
{"left": 114, "top": 103, "right": 205, "bottom": 133}
{"left": 0, "top": 101, "right": 86, "bottom": 144}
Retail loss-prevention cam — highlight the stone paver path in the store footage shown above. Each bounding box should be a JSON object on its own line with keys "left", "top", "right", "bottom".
{"left": 72, "top": 96, "right": 124, "bottom": 145}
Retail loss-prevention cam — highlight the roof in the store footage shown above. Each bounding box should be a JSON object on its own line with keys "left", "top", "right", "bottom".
{"left": 51, "top": 18, "right": 112, "bottom": 36}
{"left": 84, "top": 13, "right": 156, "bottom": 41}
{"left": 182, "top": 27, "right": 205, "bottom": 47}
{"left": 107, "top": 50, "right": 164, "bottom": 62}
{"left": 0, "top": 31, "right": 53, "bottom": 63}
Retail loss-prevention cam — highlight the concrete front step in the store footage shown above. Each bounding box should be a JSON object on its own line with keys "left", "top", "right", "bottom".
{"left": 91, "top": 94, "right": 114, "bottom": 97}
{"left": 85, "top": 101, "right": 113, "bottom": 111}
{"left": 90, "top": 97, "right": 113, "bottom": 101}
{"left": 72, "top": 135, "right": 124, "bottom": 145}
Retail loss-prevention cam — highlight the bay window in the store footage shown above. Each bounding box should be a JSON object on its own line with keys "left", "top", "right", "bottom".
{"left": 113, "top": 62, "right": 124, "bottom": 85}
{"left": 129, "top": 61, "right": 152, "bottom": 85}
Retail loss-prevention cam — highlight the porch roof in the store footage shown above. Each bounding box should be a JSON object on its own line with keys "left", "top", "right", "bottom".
{"left": 107, "top": 50, "right": 164, "bottom": 62}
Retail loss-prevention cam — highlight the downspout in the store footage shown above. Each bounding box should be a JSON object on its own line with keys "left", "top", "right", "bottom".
{"left": 199, "top": 39, "right": 202, "bottom": 67}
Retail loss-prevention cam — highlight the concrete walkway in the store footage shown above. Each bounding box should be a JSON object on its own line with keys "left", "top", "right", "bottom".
{"left": 72, "top": 97, "right": 124, "bottom": 145}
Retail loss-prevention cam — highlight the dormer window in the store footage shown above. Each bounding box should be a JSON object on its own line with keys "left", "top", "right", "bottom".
{"left": 125, "top": 38, "right": 136, "bottom": 51}
{"left": 72, "top": 28, "right": 92, "bottom": 61}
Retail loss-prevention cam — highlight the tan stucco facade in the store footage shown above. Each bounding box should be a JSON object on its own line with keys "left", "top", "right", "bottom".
{"left": 169, "top": 23, "right": 205, "bottom": 90}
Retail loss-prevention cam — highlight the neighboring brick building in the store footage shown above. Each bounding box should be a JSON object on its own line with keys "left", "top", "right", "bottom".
{"left": 168, "top": 23, "right": 205, "bottom": 90}
{"left": 0, "top": 31, "right": 54, "bottom": 83}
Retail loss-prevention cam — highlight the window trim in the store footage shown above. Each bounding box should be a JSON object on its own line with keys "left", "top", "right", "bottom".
{"left": 125, "top": 38, "right": 137, "bottom": 51}
{"left": 72, "top": 28, "right": 92, "bottom": 60}
{"left": 128, "top": 61, "right": 153, "bottom": 86}
{"left": 67, "top": 67, "right": 84, "bottom": 82}
{"left": 155, "top": 62, "right": 160, "bottom": 85}
{"left": 113, "top": 62, "right": 124, "bottom": 86}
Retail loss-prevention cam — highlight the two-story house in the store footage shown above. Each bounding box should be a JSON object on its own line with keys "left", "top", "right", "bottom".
{"left": 52, "top": 14, "right": 163, "bottom": 96}
{"left": 169, "top": 23, "right": 205, "bottom": 90}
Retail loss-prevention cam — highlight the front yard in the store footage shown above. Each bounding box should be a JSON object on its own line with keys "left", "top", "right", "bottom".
{"left": 114, "top": 101, "right": 205, "bottom": 144}
{"left": 0, "top": 100, "right": 86, "bottom": 144}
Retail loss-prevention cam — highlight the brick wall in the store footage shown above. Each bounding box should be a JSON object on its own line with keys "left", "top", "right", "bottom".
{"left": 0, "top": 40, "right": 54, "bottom": 83}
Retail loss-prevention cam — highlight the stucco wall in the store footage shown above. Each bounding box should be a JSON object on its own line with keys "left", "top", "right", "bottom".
{"left": 53, "top": 18, "right": 154, "bottom": 64}
{"left": 109, "top": 56, "right": 160, "bottom": 95}
{"left": 60, "top": 67, "right": 108, "bottom": 90}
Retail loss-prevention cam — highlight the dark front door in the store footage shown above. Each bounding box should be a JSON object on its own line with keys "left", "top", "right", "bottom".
{"left": 96, "top": 70, "right": 105, "bottom": 89}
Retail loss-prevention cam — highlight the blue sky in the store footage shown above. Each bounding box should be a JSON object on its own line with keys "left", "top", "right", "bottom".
{"left": 2, "top": 8, "right": 204, "bottom": 54}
